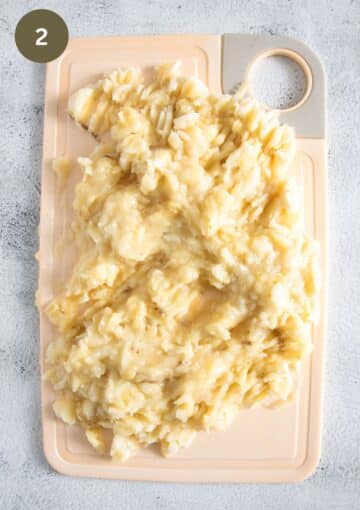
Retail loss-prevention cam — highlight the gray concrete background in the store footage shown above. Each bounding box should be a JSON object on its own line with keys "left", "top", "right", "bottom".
{"left": 0, "top": 0, "right": 359, "bottom": 508}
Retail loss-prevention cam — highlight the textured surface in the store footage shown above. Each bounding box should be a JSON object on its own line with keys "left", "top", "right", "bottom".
{"left": 0, "top": 0, "right": 359, "bottom": 508}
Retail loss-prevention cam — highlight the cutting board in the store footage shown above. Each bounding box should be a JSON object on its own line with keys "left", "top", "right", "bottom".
{"left": 38, "top": 34, "right": 327, "bottom": 483}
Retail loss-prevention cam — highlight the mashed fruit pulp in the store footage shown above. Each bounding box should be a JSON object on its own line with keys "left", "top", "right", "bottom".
{"left": 44, "top": 63, "right": 318, "bottom": 461}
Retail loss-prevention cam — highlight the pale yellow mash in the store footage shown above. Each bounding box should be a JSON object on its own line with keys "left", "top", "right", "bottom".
{"left": 44, "top": 63, "right": 318, "bottom": 461}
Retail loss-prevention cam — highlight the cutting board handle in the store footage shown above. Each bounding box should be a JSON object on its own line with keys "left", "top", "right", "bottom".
{"left": 222, "top": 34, "right": 326, "bottom": 138}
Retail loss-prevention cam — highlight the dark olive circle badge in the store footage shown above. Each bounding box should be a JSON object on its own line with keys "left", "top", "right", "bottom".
{"left": 15, "top": 10, "right": 69, "bottom": 63}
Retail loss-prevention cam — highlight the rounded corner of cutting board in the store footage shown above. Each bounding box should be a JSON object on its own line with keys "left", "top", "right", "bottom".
{"left": 42, "top": 435, "right": 71, "bottom": 478}
{"left": 292, "top": 447, "right": 322, "bottom": 483}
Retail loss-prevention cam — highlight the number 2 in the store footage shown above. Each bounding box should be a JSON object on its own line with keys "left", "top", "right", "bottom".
{"left": 35, "top": 27, "right": 48, "bottom": 46}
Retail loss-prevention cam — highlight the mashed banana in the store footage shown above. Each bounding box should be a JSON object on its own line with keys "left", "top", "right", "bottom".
{"left": 44, "top": 63, "right": 318, "bottom": 461}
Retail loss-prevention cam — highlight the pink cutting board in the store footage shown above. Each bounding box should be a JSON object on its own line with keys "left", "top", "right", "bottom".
{"left": 38, "top": 34, "right": 327, "bottom": 482}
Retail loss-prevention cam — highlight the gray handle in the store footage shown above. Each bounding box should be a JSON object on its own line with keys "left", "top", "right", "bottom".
{"left": 222, "top": 34, "right": 326, "bottom": 138}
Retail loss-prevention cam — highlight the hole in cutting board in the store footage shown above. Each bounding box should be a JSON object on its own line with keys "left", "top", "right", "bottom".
{"left": 249, "top": 54, "right": 308, "bottom": 111}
